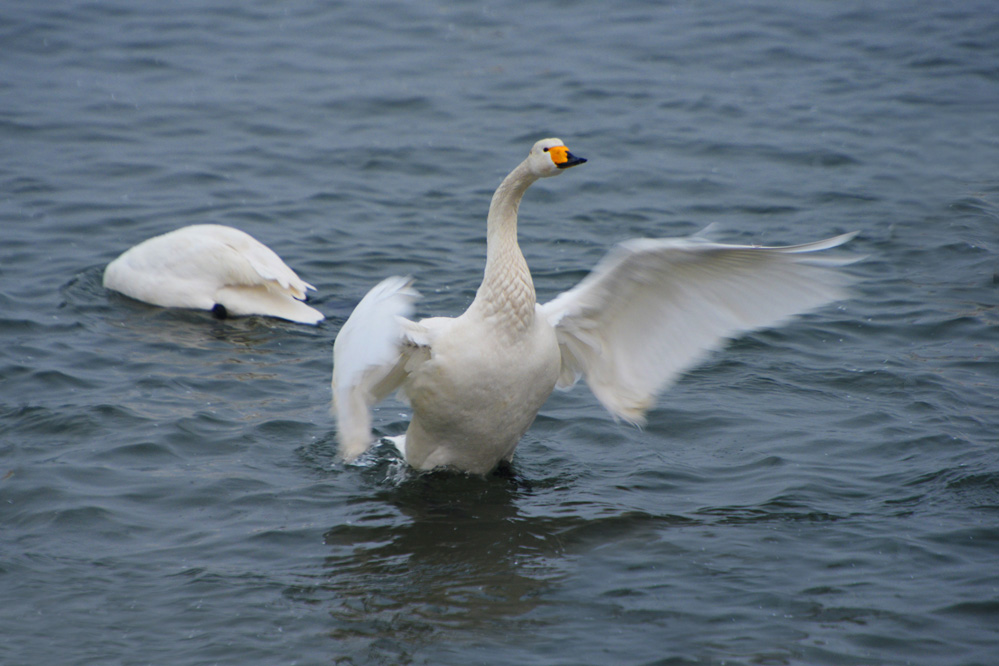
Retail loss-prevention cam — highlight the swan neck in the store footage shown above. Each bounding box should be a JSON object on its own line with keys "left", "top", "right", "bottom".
{"left": 472, "top": 160, "right": 539, "bottom": 331}
{"left": 486, "top": 161, "right": 535, "bottom": 238}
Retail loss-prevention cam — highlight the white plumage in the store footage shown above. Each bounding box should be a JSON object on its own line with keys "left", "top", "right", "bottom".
{"left": 332, "top": 139, "right": 858, "bottom": 474}
{"left": 103, "top": 224, "right": 324, "bottom": 324}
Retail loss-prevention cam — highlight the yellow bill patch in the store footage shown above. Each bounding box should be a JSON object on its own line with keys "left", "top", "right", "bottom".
{"left": 546, "top": 145, "right": 570, "bottom": 165}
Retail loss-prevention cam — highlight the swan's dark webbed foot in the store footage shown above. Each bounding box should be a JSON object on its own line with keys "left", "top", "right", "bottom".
{"left": 211, "top": 303, "right": 229, "bottom": 319}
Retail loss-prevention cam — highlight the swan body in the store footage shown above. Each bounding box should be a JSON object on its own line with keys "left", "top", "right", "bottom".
{"left": 332, "top": 138, "right": 858, "bottom": 474}
{"left": 103, "top": 224, "right": 324, "bottom": 324}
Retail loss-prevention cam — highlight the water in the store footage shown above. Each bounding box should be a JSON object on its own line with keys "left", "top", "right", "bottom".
{"left": 2, "top": 1, "right": 998, "bottom": 664}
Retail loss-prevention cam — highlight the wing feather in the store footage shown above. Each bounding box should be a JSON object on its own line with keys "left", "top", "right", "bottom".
{"left": 332, "top": 276, "right": 424, "bottom": 461}
{"left": 540, "top": 232, "right": 859, "bottom": 423}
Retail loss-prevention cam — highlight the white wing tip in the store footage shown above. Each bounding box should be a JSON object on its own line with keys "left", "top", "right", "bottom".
{"left": 596, "top": 390, "right": 651, "bottom": 428}
{"left": 293, "top": 304, "right": 325, "bottom": 325}
{"left": 785, "top": 230, "right": 860, "bottom": 254}
{"left": 338, "top": 433, "right": 375, "bottom": 463}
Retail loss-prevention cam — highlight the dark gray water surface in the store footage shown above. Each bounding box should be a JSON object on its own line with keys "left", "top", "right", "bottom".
{"left": 2, "top": 2, "right": 998, "bottom": 664}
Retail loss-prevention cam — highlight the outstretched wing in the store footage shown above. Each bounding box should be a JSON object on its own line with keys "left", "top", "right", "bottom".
{"left": 540, "top": 232, "right": 859, "bottom": 424}
{"left": 332, "top": 276, "right": 426, "bottom": 461}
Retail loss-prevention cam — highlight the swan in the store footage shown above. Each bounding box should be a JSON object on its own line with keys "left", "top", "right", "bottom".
{"left": 332, "top": 138, "right": 858, "bottom": 474}
{"left": 103, "top": 224, "right": 324, "bottom": 324}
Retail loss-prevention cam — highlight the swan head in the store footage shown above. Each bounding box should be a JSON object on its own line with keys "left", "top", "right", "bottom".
{"left": 528, "top": 138, "right": 587, "bottom": 178}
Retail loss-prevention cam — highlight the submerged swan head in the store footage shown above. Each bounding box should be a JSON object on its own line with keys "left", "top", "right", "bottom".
{"left": 527, "top": 138, "right": 587, "bottom": 178}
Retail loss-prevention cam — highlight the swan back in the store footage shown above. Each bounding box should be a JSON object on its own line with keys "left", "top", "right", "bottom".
{"left": 104, "top": 224, "right": 323, "bottom": 324}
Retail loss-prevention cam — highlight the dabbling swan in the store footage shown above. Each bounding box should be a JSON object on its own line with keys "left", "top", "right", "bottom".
{"left": 332, "top": 138, "right": 858, "bottom": 474}
{"left": 103, "top": 224, "right": 324, "bottom": 324}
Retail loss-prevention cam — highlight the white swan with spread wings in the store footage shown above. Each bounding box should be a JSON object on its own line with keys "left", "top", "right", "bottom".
{"left": 332, "top": 138, "right": 857, "bottom": 474}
